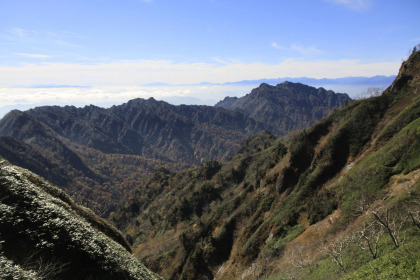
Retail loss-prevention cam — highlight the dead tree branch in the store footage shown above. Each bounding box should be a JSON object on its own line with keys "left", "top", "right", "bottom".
{"left": 356, "top": 221, "right": 383, "bottom": 259}
{"left": 372, "top": 208, "right": 407, "bottom": 249}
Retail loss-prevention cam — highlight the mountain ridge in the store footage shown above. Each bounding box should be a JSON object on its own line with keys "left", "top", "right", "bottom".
{"left": 0, "top": 82, "right": 350, "bottom": 215}
{"left": 143, "top": 75, "right": 396, "bottom": 87}
{"left": 216, "top": 82, "right": 350, "bottom": 134}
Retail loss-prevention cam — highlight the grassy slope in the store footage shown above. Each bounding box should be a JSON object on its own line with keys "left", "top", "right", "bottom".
{"left": 264, "top": 50, "right": 420, "bottom": 280}
{"left": 265, "top": 50, "right": 420, "bottom": 280}
{"left": 343, "top": 241, "right": 420, "bottom": 280}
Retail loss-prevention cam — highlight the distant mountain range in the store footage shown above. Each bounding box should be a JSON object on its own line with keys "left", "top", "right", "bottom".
{"left": 1, "top": 82, "right": 350, "bottom": 164}
{"left": 0, "top": 82, "right": 350, "bottom": 214}
{"left": 0, "top": 75, "right": 395, "bottom": 119}
{"left": 143, "top": 75, "right": 396, "bottom": 87}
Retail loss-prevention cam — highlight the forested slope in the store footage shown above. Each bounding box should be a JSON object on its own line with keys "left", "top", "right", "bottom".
{"left": 113, "top": 50, "right": 420, "bottom": 280}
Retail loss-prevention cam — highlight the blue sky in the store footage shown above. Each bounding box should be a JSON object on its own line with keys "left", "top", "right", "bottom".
{"left": 0, "top": 0, "right": 419, "bottom": 113}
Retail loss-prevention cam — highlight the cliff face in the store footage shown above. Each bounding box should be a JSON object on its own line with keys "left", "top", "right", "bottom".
{"left": 0, "top": 158, "right": 161, "bottom": 280}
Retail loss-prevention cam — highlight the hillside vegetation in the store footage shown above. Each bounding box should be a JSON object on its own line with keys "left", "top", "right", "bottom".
{"left": 113, "top": 50, "right": 420, "bottom": 279}
{"left": 0, "top": 158, "right": 161, "bottom": 280}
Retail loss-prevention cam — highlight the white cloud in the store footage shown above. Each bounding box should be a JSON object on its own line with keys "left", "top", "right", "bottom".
{"left": 0, "top": 84, "right": 255, "bottom": 113}
{"left": 271, "top": 43, "right": 322, "bottom": 55}
{"left": 0, "top": 57, "right": 400, "bottom": 113}
{"left": 290, "top": 44, "right": 323, "bottom": 55}
{"left": 212, "top": 57, "right": 229, "bottom": 64}
{"left": 0, "top": 58, "right": 400, "bottom": 89}
{"left": 13, "top": 53, "right": 52, "bottom": 59}
{"left": 325, "top": 0, "right": 372, "bottom": 12}
{"left": 4, "top": 27, "right": 81, "bottom": 49}
{"left": 7, "top": 27, "right": 39, "bottom": 39}
{"left": 271, "top": 42, "right": 286, "bottom": 50}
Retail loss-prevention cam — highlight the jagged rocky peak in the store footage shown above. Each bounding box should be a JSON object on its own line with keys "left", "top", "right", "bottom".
{"left": 216, "top": 81, "right": 351, "bottom": 135}
{"left": 215, "top": 96, "right": 239, "bottom": 109}
{"left": 217, "top": 81, "right": 351, "bottom": 106}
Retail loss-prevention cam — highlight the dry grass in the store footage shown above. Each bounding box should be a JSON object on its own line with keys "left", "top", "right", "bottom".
{"left": 386, "top": 168, "right": 420, "bottom": 197}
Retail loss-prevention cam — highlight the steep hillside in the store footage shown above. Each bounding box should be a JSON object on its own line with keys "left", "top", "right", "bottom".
{"left": 0, "top": 136, "right": 72, "bottom": 187}
{"left": 108, "top": 98, "right": 265, "bottom": 162}
{"left": 0, "top": 85, "right": 349, "bottom": 216}
{"left": 113, "top": 50, "right": 420, "bottom": 280}
{"left": 0, "top": 110, "right": 98, "bottom": 181}
{"left": 0, "top": 112, "right": 123, "bottom": 214}
{"left": 0, "top": 158, "right": 161, "bottom": 280}
{"left": 216, "top": 82, "right": 350, "bottom": 134}
{"left": 0, "top": 109, "right": 190, "bottom": 216}
{"left": 22, "top": 99, "right": 264, "bottom": 164}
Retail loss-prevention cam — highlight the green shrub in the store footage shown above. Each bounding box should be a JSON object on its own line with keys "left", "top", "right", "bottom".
{"left": 271, "top": 224, "right": 306, "bottom": 250}
{"left": 343, "top": 242, "right": 420, "bottom": 280}
{"left": 340, "top": 164, "right": 392, "bottom": 225}
{"left": 308, "top": 189, "right": 338, "bottom": 225}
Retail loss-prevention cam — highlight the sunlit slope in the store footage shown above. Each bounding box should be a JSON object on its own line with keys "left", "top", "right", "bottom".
{"left": 113, "top": 50, "right": 420, "bottom": 280}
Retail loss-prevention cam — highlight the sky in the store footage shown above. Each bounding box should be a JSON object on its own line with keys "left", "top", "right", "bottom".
{"left": 0, "top": 0, "right": 419, "bottom": 115}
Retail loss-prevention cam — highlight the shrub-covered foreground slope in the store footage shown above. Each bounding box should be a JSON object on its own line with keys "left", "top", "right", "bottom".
{"left": 0, "top": 158, "right": 161, "bottom": 280}
{"left": 113, "top": 50, "right": 420, "bottom": 279}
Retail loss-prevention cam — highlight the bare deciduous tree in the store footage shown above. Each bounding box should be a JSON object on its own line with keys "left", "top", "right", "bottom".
{"left": 407, "top": 200, "right": 420, "bottom": 230}
{"left": 409, "top": 211, "right": 420, "bottom": 229}
{"left": 355, "top": 221, "right": 383, "bottom": 259}
{"left": 353, "top": 194, "right": 374, "bottom": 217}
{"left": 355, "top": 87, "right": 384, "bottom": 100}
{"left": 288, "top": 242, "right": 314, "bottom": 272}
{"left": 322, "top": 236, "right": 351, "bottom": 272}
{"left": 372, "top": 207, "right": 407, "bottom": 249}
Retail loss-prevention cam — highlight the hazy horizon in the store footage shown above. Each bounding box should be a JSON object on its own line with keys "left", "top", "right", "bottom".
{"left": 0, "top": 75, "right": 395, "bottom": 118}
{"left": 1, "top": 0, "right": 418, "bottom": 115}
